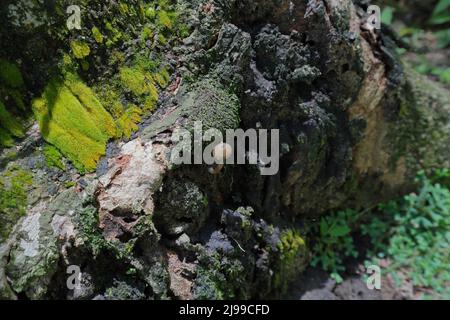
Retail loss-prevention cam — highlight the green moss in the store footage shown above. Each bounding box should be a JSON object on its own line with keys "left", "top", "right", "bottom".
{"left": 119, "top": 63, "right": 160, "bottom": 110}
{"left": 143, "top": 96, "right": 156, "bottom": 112}
{"left": 187, "top": 79, "right": 241, "bottom": 132}
{"left": 0, "top": 166, "right": 33, "bottom": 241}
{"left": 105, "top": 22, "right": 123, "bottom": 47}
{"left": 32, "top": 75, "right": 116, "bottom": 172}
{"left": 157, "top": 10, "right": 173, "bottom": 30}
{"left": 43, "top": 144, "right": 65, "bottom": 170}
{"left": 177, "top": 23, "right": 192, "bottom": 39}
{"left": 0, "top": 100, "right": 24, "bottom": 147}
{"left": 65, "top": 181, "right": 76, "bottom": 188}
{"left": 75, "top": 203, "right": 146, "bottom": 261}
{"left": 142, "top": 78, "right": 240, "bottom": 140}
{"left": 81, "top": 60, "right": 90, "bottom": 71}
{"left": 120, "top": 66, "right": 150, "bottom": 96}
{"left": 92, "top": 27, "right": 104, "bottom": 44}
{"left": 141, "top": 26, "right": 154, "bottom": 42}
{"left": 8, "top": 89, "right": 26, "bottom": 111}
{"left": 75, "top": 206, "right": 111, "bottom": 256}
{"left": 194, "top": 267, "right": 226, "bottom": 300}
{"left": 70, "top": 41, "right": 90, "bottom": 59}
{"left": 0, "top": 127, "right": 14, "bottom": 147}
{"left": 95, "top": 85, "right": 125, "bottom": 118}
{"left": 118, "top": 2, "right": 130, "bottom": 15}
{"left": 116, "top": 105, "right": 142, "bottom": 138}
{"left": 144, "top": 5, "right": 157, "bottom": 20}
{"left": 65, "top": 73, "right": 117, "bottom": 138}
{"left": 194, "top": 251, "right": 248, "bottom": 300}
{"left": 273, "top": 229, "right": 309, "bottom": 295}
{"left": 0, "top": 59, "right": 26, "bottom": 147}
{"left": 0, "top": 59, "right": 24, "bottom": 88}
{"left": 157, "top": 34, "right": 167, "bottom": 45}
{"left": 154, "top": 68, "right": 170, "bottom": 88}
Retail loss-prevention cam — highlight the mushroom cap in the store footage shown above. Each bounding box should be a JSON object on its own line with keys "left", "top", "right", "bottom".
{"left": 213, "top": 142, "right": 232, "bottom": 163}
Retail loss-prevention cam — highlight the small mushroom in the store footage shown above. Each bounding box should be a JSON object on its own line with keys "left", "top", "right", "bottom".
{"left": 209, "top": 142, "right": 232, "bottom": 174}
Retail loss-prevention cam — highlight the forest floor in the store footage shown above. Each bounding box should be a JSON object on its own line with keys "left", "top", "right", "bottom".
{"left": 285, "top": 264, "right": 419, "bottom": 300}
{"left": 285, "top": 250, "right": 425, "bottom": 300}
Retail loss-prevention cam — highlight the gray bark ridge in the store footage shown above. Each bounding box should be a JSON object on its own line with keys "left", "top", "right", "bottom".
{"left": 1, "top": 0, "right": 449, "bottom": 300}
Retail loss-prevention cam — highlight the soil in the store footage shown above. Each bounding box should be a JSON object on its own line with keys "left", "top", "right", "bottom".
{"left": 284, "top": 265, "right": 413, "bottom": 300}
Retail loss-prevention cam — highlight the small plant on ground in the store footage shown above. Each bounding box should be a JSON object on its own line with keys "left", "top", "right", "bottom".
{"left": 362, "top": 171, "right": 450, "bottom": 299}
{"left": 309, "top": 209, "right": 360, "bottom": 283}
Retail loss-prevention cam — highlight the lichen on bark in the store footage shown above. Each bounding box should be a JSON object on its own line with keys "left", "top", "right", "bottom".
{"left": 0, "top": 0, "right": 449, "bottom": 300}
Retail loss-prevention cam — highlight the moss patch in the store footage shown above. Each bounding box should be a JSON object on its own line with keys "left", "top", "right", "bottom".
{"left": 273, "top": 229, "right": 309, "bottom": 295}
{"left": 43, "top": 144, "right": 65, "bottom": 170}
{"left": 0, "top": 166, "right": 33, "bottom": 241}
{"left": 118, "top": 57, "right": 169, "bottom": 114}
{"left": 91, "top": 27, "right": 104, "bottom": 44}
{"left": 116, "top": 105, "right": 142, "bottom": 138}
{"left": 0, "top": 59, "right": 24, "bottom": 88}
{"left": 32, "top": 75, "right": 117, "bottom": 172}
{"left": 0, "top": 59, "right": 26, "bottom": 148}
{"left": 0, "top": 100, "right": 24, "bottom": 147}
{"left": 119, "top": 66, "right": 153, "bottom": 96}
{"left": 70, "top": 40, "right": 91, "bottom": 59}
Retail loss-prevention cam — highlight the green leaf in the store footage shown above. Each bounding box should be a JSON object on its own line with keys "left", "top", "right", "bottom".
{"left": 331, "top": 272, "right": 343, "bottom": 284}
{"left": 430, "top": 0, "right": 450, "bottom": 25}
{"left": 330, "top": 225, "right": 351, "bottom": 237}
{"left": 435, "top": 29, "right": 450, "bottom": 48}
{"left": 433, "top": 0, "right": 450, "bottom": 16}
{"left": 429, "top": 14, "right": 450, "bottom": 25}
{"left": 381, "top": 7, "right": 394, "bottom": 25}
{"left": 320, "top": 219, "right": 328, "bottom": 235}
{"left": 439, "top": 68, "right": 450, "bottom": 84}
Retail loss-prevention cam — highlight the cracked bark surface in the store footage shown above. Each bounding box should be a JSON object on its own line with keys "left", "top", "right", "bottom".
{"left": 0, "top": 0, "right": 448, "bottom": 300}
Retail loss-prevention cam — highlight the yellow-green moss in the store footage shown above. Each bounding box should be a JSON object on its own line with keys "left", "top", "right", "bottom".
{"left": 8, "top": 89, "right": 26, "bottom": 111}
{"left": 118, "top": 2, "right": 130, "bottom": 15}
{"left": 148, "top": 79, "right": 159, "bottom": 102}
{"left": 144, "top": 96, "right": 157, "bottom": 112}
{"left": 65, "top": 73, "right": 117, "bottom": 138}
{"left": 119, "top": 66, "right": 159, "bottom": 101}
{"left": 105, "top": 22, "right": 123, "bottom": 47}
{"left": 94, "top": 84, "right": 125, "bottom": 118}
{"left": 116, "top": 105, "right": 142, "bottom": 138}
{"left": 154, "top": 68, "right": 170, "bottom": 88}
{"left": 119, "top": 67, "right": 148, "bottom": 96}
{"left": 32, "top": 75, "right": 116, "bottom": 172}
{"left": 0, "top": 59, "right": 24, "bottom": 88}
{"left": 146, "top": 8, "right": 157, "bottom": 19}
{"left": 65, "top": 181, "right": 76, "bottom": 188}
{"left": 273, "top": 229, "right": 309, "bottom": 295}
{"left": 0, "top": 127, "right": 14, "bottom": 147}
{"left": 0, "top": 166, "right": 33, "bottom": 241}
{"left": 0, "top": 100, "right": 24, "bottom": 146}
{"left": 0, "top": 59, "right": 26, "bottom": 147}
{"left": 43, "top": 144, "right": 65, "bottom": 170}
{"left": 92, "top": 27, "right": 104, "bottom": 44}
{"left": 141, "top": 26, "right": 154, "bottom": 42}
{"left": 157, "top": 10, "right": 173, "bottom": 30}
{"left": 70, "top": 40, "right": 91, "bottom": 59}
{"left": 157, "top": 34, "right": 167, "bottom": 45}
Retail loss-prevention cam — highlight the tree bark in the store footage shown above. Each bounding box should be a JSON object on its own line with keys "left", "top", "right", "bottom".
{"left": 1, "top": 0, "right": 449, "bottom": 300}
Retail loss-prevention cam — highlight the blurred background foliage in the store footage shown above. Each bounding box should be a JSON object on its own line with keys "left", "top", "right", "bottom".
{"left": 374, "top": 0, "right": 450, "bottom": 86}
